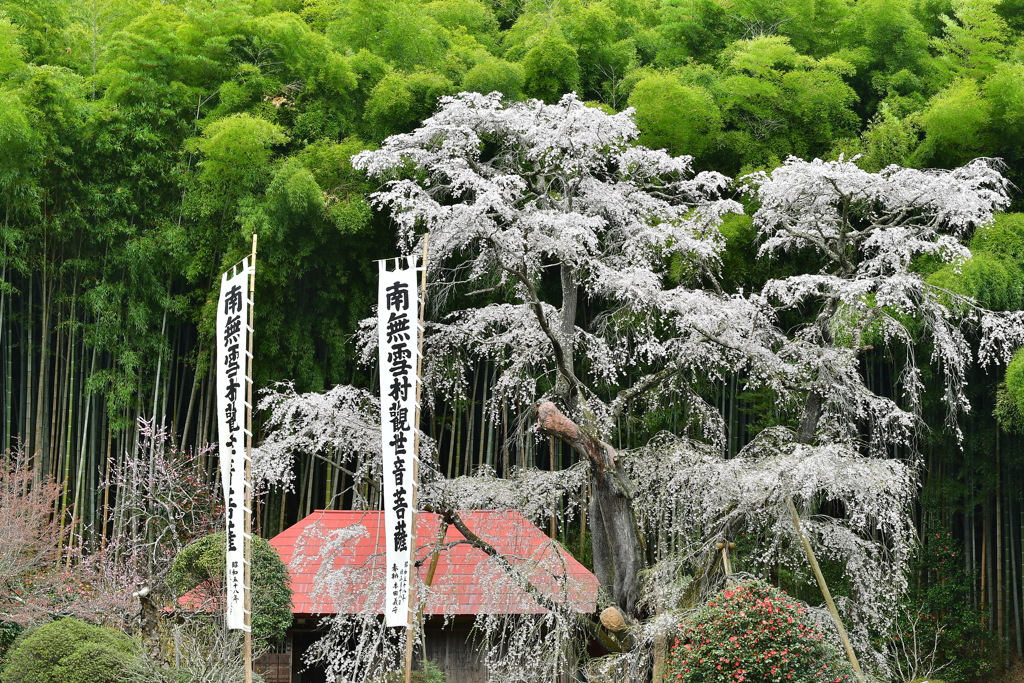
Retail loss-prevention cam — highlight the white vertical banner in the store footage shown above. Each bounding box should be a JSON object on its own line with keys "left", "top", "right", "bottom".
{"left": 379, "top": 257, "right": 419, "bottom": 628}
{"left": 217, "top": 258, "right": 252, "bottom": 632}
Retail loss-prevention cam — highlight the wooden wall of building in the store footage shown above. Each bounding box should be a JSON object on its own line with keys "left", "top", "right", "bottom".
{"left": 421, "top": 616, "right": 488, "bottom": 682}
{"left": 271, "top": 616, "right": 578, "bottom": 682}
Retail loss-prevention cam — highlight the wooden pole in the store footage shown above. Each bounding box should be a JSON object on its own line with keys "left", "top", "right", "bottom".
{"left": 244, "top": 234, "right": 258, "bottom": 683}
{"left": 405, "top": 236, "right": 430, "bottom": 683}
{"left": 716, "top": 540, "right": 734, "bottom": 576}
{"left": 787, "top": 498, "right": 863, "bottom": 682}
{"left": 423, "top": 521, "right": 447, "bottom": 588}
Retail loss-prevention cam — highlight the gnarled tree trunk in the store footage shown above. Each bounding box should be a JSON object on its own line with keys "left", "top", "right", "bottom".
{"left": 537, "top": 401, "right": 645, "bottom": 616}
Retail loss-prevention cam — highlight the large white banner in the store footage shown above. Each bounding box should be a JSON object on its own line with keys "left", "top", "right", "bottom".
{"left": 379, "top": 258, "right": 419, "bottom": 628}
{"left": 217, "top": 259, "right": 252, "bottom": 632}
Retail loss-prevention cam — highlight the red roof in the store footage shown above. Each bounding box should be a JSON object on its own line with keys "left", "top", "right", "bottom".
{"left": 270, "top": 509, "right": 599, "bottom": 617}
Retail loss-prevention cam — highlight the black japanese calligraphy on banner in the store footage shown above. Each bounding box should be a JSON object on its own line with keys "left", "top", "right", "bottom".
{"left": 378, "top": 258, "right": 419, "bottom": 628}
{"left": 217, "top": 260, "right": 252, "bottom": 632}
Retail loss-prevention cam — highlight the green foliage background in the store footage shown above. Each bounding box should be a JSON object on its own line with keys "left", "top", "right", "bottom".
{"left": 1, "top": 0, "right": 1024, "bottom": 403}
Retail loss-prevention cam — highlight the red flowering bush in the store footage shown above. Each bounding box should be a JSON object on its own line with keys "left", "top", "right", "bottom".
{"left": 665, "top": 580, "right": 854, "bottom": 683}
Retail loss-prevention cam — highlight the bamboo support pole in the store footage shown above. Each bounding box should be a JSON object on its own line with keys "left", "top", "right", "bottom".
{"left": 423, "top": 521, "right": 446, "bottom": 588}
{"left": 405, "top": 236, "right": 430, "bottom": 683}
{"left": 410, "top": 520, "right": 449, "bottom": 673}
{"left": 787, "top": 498, "right": 863, "bottom": 682}
{"left": 716, "top": 540, "right": 735, "bottom": 585}
{"left": 245, "top": 234, "right": 258, "bottom": 683}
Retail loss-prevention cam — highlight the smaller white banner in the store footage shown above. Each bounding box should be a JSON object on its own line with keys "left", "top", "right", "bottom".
{"left": 379, "top": 258, "right": 419, "bottom": 628}
{"left": 216, "top": 259, "right": 252, "bottom": 632}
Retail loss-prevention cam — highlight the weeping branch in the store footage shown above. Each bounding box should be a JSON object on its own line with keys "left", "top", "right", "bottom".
{"left": 432, "top": 507, "right": 626, "bottom": 651}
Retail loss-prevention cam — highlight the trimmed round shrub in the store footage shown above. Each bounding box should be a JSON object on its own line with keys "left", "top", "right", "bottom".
{"left": 169, "top": 532, "right": 292, "bottom": 646}
{"left": 1, "top": 618, "right": 138, "bottom": 683}
{"left": 665, "top": 580, "right": 854, "bottom": 682}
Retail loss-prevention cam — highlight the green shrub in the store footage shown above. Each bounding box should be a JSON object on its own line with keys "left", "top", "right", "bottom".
{"left": 665, "top": 580, "right": 854, "bottom": 682}
{"left": 168, "top": 532, "right": 292, "bottom": 647}
{"left": 0, "top": 621, "right": 22, "bottom": 675}
{"left": 890, "top": 530, "right": 997, "bottom": 683}
{"left": 377, "top": 660, "right": 448, "bottom": 682}
{"left": 1, "top": 618, "right": 137, "bottom": 683}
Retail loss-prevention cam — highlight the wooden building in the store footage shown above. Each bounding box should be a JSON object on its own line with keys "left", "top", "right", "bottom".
{"left": 256, "top": 509, "right": 600, "bottom": 683}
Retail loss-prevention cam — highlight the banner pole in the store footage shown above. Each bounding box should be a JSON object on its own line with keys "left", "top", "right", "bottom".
{"left": 404, "top": 235, "right": 430, "bottom": 683}
{"left": 244, "top": 234, "right": 258, "bottom": 683}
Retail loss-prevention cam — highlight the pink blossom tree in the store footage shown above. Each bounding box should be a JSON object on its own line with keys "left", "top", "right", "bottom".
{"left": 0, "top": 449, "right": 60, "bottom": 625}
{"left": 2, "top": 421, "right": 224, "bottom": 635}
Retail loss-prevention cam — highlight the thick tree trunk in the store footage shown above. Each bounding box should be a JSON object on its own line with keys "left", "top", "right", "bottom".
{"left": 537, "top": 400, "right": 645, "bottom": 615}
{"left": 542, "top": 264, "right": 579, "bottom": 404}
{"left": 796, "top": 391, "right": 822, "bottom": 445}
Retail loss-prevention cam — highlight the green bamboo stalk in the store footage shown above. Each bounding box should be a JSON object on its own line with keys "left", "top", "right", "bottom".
{"left": 1017, "top": 494, "right": 1023, "bottom": 655}
{"left": 34, "top": 271, "right": 52, "bottom": 482}
{"left": 181, "top": 340, "right": 203, "bottom": 448}
{"left": 71, "top": 345, "right": 97, "bottom": 542}
{"left": 501, "top": 393, "right": 508, "bottom": 479}
{"left": 325, "top": 445, "right": 334, "bottom": 510}
{"left": 465, "top": 370, "right": 480, "bottom": 476}
{"left": 485, "top": 363, "right": 497, "bottom": 470}
{"left": 997, "top": 431, "right": 1004, "bottom": 641}
{"left": 56, "top": 314, "right": 74, "bottom": 544}
{"left": 0, "top": 252, "right": 9, "bottom": 455}
{"left": 302, "top": 455, "right": 314, "bottom": 517}
{"left": 454, "top": 405, "right": 464, "bottom": 479}
{"left": 100, "top": 418, "right": 113, "bottom": 549}
{"left": 50, "top": 310, "right": 65, "bottom": 482}
{"left": 87, "top": 384, "right": 102, "bottom": 541}
{"left": 476, "top": 363, "right": 488, "bottom": 471}
{"left": 24, "top": 276, "right": 34, "bottom": 470}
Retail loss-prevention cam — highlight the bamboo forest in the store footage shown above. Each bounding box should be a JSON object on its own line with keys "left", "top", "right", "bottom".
{"left": 3, "top": 0, "right": 1024, "bottom": 681}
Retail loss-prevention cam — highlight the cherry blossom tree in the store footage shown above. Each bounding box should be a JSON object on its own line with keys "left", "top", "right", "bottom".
{"left": 352, "top": 92, "right": 752, "bottom": 618}
{"left": 254, "top": 382, "right": 381, "bottom": 500}
{"left": 256, "top": 93, "right": 1021, "bottom": 679}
